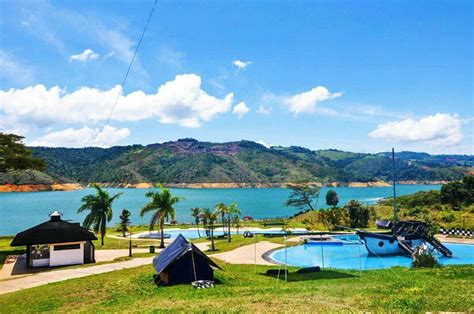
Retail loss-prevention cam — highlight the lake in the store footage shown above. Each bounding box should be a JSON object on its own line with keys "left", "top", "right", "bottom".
{"left": 0, "top": 185, "right": 439, "bottom": 235}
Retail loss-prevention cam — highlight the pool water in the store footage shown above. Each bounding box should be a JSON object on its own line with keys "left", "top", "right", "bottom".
{"left": 139, "top": 228, "right": 285, "bottom": 239}
{"left": 269, "top": 243, "right": 474, "bottom": 270}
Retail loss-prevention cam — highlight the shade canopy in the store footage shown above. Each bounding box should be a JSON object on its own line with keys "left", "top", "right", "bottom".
{"left": 11, "top": 215, "right": 97, "bottom": 246}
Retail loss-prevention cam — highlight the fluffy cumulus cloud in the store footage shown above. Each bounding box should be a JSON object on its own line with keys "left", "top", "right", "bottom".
{"left": 369, "top": 113, "right": 463, "bottom": 146}
{"left": 69, "top": 48, "right": 100, "bottom": 62}
{"left": 284, "top": 86, "right": 342, "bottom": 115}
{"left": 232, "top": 102, "right": 249, "bottom": 118}
{"left": 0, "top": 74, "right": 234, "bottom": 129}
{"left": 29, "top": 125, "right": 130, "bottom": 148}
{"left": 232, "top": 60, "right": 252, "bottom": 70}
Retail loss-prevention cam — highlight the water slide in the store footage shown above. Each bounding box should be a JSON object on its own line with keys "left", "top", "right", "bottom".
{"left": 397, "top": 237, "right": 416, "bottom": 256}
{"left": 423, "top": 235, "right": 452, "bottom": 257}
{"left": 397, "top": 236, "right": 453, "bottom": 258}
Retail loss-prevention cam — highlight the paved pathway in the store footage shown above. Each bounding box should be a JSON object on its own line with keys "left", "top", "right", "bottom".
{"left": 210, "top": 241, "right": 281, "bottom": 265}
{"left": 0, "top": 256, "right": 155, "bottom": 295}
{"left": 0, "top": 243, "right": 210, "bottom": 295}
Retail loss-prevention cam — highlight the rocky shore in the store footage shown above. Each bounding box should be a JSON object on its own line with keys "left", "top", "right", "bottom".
{"left": 0, "top": 180, "right": 448, "bottom": 192}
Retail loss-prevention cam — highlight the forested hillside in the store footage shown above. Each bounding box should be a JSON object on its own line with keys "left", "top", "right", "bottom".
{"left": 10, "top": 138, "right": 470, "bottom": 185}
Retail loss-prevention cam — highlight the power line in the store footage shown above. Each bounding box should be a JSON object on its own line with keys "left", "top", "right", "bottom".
{"left": 105, "top": 0, "right": 158, "bottom": 127}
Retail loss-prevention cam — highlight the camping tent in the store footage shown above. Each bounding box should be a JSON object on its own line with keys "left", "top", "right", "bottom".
{"left": 153, "top": 234, "right": 221, "bottom": 285}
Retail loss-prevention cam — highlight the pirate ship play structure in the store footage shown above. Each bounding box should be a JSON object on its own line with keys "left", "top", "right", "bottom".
{"left": 356, "top": 149, "right": 452, "bottom": 258}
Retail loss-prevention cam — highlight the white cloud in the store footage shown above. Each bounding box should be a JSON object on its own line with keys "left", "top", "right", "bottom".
{"left": 103, "top": 51, "right": 115, "bottom": 60}
{"left": 232, "top": 60, "right": 252, "bottom": 70}
{"left": 284, "top": 86, "right": 342, "bottom": 115}
{"left": 0, "top": 74, "right": 234, "bottom": 129}
{"left": 369, "top": 113, "right": 463, "bottom": 146}
{"left": 257, "top": 104, "right": 272, "bottom": 115}
{"left": 232, "top": 102, "right": 249, "bottom": 118}
{"left": 29, "top": 125, "right": 130, "bottom": 148}
{"left": 257, "top": 140, "right": 273, "bottom": 148}
{"left": 0, "top": 50, "right": 34, "bottom": 85}
{"left": 69, "top": 49, "right": 100, "bottom": 62}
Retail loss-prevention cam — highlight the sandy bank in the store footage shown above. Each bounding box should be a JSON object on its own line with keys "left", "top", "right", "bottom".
{"left": 0, "top": 183, "right": 83, "bottom": 193}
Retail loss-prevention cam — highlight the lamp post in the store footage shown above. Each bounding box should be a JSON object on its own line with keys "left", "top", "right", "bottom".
{"left": 129, "top": 225, "right": 133, "bottom": 257}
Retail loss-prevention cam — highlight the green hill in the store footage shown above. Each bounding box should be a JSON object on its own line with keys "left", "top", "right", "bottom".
{"left": 2, "top": 139, "right": 471, "bottom": 185}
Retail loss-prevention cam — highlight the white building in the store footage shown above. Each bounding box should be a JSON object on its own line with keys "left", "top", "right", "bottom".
{"left": 11, "top": 211, "right": 97, "bottom": 268}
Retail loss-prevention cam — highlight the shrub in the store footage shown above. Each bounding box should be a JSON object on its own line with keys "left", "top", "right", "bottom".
{"left": 411, "top": 244, "right": 440, "bottom": 268}
{"left": 440, "top": 212, "right": 456, "bottom": 223}
{"left": 345, "top": 200, "right": 370, "bottom": 228}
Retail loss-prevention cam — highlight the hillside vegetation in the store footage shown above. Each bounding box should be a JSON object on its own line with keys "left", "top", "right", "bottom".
{"left": 1, "top": 139, "right": 472, "bottom": 185}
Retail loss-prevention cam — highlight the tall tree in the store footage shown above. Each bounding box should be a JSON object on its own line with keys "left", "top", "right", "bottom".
{"left": 140, "top": 185, "right": 183, "bottom": 248}
{"left": 118, "top": 209, "right": 131, "bottom": 237}
{"left": 344, "top": 200, "right": 370, "bottom": 228}
{"left": 226, "top": 203, "right": 241, "bottom": 242}
{"left": 0, "top": 133, "right": 45, "bottom": 172}
{"left": 202, "top": 208, "right": 218, "bottom": 251}
{"left": 215, "top": 202, "right": 228, "bottom": 234}
{"left": 77, "top": 184, "right": 122, "bottom": 245}
{"left": 325, "top": 190, "right": 339, "bottom": 207}
{"left": 284, "top": 183, "right": 321, "bottom": 211}
{"left": 190, "top": 207, "right": 202, "bottom": 238}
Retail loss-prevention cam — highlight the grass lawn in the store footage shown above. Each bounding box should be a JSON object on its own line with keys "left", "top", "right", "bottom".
{"left": 0, "top": 262, "right": 472, "bottom": 312}
{"left": 0, "top": 236, "right": 23, "bottom": 270}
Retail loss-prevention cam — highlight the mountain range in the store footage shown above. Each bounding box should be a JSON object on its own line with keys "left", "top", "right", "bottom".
{"left": 1, "top": 139, "right": 472, "bottom": 187}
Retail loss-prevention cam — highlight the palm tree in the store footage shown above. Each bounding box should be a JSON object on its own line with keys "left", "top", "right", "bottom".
{"left": 77, "top": 184, "right": 122, "bottom": 246}
{"left": 215, "top": 202, "right": 228, "bottom": 235}
{"left": 118, "top": 209, "right": 131, "bottom": 237}
{"left": 190, "top": 207, "right": 202, "bottom": 238}
{"left": 202, "top": 208, "right": 218, "bottom": 251}
{"left": 226, "top": 203, "right": 241, "bottom": 242}
{"left": 139, "top": 185, "right": 183, "bottom": 248}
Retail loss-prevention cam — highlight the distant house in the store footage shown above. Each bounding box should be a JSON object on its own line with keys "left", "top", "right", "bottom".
{"left": 153, "top": 234, "right": 221, "bottom": 285}
{"left": 10, "top": 211, "right": 97, "bottom": 268}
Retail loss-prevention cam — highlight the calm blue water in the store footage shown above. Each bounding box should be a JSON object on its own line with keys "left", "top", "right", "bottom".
{"left": 269, "top": 243, "right": 474, "bottom": 269}
{"left": 139, "top": 228, "right": 284, "bottom": 239}
{"left": 0, "top": 185, "right": 439, "bottom": 236}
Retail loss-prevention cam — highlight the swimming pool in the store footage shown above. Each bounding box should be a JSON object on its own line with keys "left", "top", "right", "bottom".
{"left": 137, "top": 228, "right": 289, "bottom": 239}
{"left": 269, "top": 243, "right": 474, "bottom": 270}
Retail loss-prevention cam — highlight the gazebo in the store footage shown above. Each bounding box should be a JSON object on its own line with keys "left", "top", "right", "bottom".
{"left": 11, "top": 211, "right": 97, "bottom": 268}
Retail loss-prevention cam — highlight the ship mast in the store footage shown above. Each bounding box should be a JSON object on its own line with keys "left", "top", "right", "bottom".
{"left": 392, "top": 148, "right": 397, "bottom": 225}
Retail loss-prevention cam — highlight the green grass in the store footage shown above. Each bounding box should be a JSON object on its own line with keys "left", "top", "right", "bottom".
{"left": 0, "top": 262, "right": 472, "bottom": 312}
{"left": 0, "top": 236, "right": 23, "bottom": 270}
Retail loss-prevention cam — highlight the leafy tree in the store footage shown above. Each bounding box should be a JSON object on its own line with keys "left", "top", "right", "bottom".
{"left": 325, "top": 190, "right": 339, "bottom": 207}
{"left": 226, "top": 203, "right": 241, "bottom": 242}
{"left": 344, "top": 200, "right": 370, "bottom": 228}
{"left": 77, "top": 184, "right": 122, "bottom": 245}
{"left": 202, "top": 208, "right": 218, "bottom": 251}
{"left": 139, "top": 185, "right": 183, "bottom": 248}
{"left": 284, "top": 183, "right": 321, "bottom": 211}
{"left": 118, "top": 209, "right": 131, "bottom": 237}
{"left": 318, "top": 207, "right": 347, "bottom": 230}
{"left": 190, "top": 207, "right": 202, "bottom": 237}
{"left": 0, "top": 133, "right": 45, "bottom": 172}
{"left": 441, "top": 181, "right": 465, "bottom": 210}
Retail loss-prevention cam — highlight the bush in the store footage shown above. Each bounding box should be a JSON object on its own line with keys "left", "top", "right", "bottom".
{"left": 345, "top": 200, "right": 370, "bottom": 228}
{"left": 440, "top": 212, "right": 456, "bottom": 223}
{"left": 411, "top": 244, "right": 440, "bottom": 268}
{"left": 317, "top": 207, "right": 347, "bottom": 230}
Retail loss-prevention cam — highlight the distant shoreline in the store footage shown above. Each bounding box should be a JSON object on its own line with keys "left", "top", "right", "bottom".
{"left": 0, "top": 181, "right": 446, "bottom": 193}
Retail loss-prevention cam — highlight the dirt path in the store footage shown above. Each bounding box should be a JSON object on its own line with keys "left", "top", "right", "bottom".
{"left": 0, "top": 242, "right": 210, "bottom": 295}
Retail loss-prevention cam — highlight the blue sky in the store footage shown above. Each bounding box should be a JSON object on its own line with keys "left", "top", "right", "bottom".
{"left": 0, "top": 0, "right": 472, "bottom": 154}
